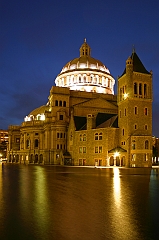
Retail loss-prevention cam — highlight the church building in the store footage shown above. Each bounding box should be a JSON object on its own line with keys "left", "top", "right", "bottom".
{"left": 7, "top": 40, "right": 153, "bottom": 167}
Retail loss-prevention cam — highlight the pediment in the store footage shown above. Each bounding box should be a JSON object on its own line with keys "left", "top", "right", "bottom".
{"left": 73, "top": 97, "right": 117, "bottom": 110}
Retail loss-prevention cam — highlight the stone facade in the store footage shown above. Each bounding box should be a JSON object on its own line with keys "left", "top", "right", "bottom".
{"left": 7, "top": 41, "right": 153, "bottom": 167}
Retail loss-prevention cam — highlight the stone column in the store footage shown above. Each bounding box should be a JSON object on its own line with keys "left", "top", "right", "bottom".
{"left": 114, "top": 157, "right": 116, "bottom": 166}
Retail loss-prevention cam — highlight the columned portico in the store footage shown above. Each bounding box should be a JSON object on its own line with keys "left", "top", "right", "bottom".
{"left": 108, "top": 147, "right": 127, "bottom": 167}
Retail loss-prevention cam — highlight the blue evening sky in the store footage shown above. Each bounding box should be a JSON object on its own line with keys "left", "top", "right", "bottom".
{"left": 0, "top": 0, "right": 159, "bottom": 135}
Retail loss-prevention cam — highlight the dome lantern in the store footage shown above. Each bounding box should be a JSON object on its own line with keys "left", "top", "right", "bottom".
{"left": 79, "top": 38, "right": 91, "bottom": 57}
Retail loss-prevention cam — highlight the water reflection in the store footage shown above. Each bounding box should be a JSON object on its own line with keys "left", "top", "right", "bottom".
{"left": 113, "top": 168, "right": 120, "bottom": 207}
{"left": 0, "top": 165, "right": 158, "bottom": 240}
{"left": 19, "top": 166, "right": 51, "bottom": 239}
{"left": 111, "top": 168, "right": 153, "bottom": 240}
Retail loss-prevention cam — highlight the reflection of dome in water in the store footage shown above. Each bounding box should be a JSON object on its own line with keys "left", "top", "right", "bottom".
{"left": 55, "top": 39, "right": 115, "bottom": 94}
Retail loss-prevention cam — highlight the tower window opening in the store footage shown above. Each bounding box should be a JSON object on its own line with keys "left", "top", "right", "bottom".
{"left": 59, "top": 101, "right": 62, "bottom": 106}
{"left": 144, "top": 84, "right": 147, "bottom": 98}
{"left": 63, "top": 101, "right": 66, "bottom": 107}
{"left": 139, "top": 83, "right": 142, "bottom": 96}
{"left": 134, "top": 82, "right": 137, "bottom": 95}
{"left": 122, "top": 129, "right": 125, "bottom": 136}
{"left": 55, "top": 100, "right": 58, "bottom": 106}
{"left": 134, "top": 106, "right": 138, "bottom": 115}
{"left": 120, "top": 88, "right": 122, "bottom": 101}
{"left": 123, "top": 86, "right": 125, "bottom": 94}
{"left": 145, "top": 140, "right": 149, "bottom": 149}
{"left": 144, "top": 107, "right": 148, "bottom": 115}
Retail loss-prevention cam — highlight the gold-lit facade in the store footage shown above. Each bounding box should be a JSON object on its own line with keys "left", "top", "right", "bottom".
{"left": 7, "top": 40, "right": 153, "bottom": 167}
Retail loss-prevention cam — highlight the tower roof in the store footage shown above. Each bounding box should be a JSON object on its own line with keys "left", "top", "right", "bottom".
{"left": 120, "top": 50, "right": 150, "bottom": 76}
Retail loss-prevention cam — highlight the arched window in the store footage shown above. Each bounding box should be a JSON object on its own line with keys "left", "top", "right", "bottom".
{"left": 26, "top": 139, "right": 30, "bottom": 149}
{"left": 63, "top": 101, "right": 66, "bottom": 107}
{"left": 145, "top": 140, "right": 149, "bottom": 149}
{"left": 120, "top": 88, "right": 122, "bottom": 101}
{"left": 34, "top": 139, "right": 39, "bottom": 148}
{"left": 122, "top": 129, "right": 125, "bottom": 136}
{"left": 99, "top": 133, "right": 102, "bottom": 140}
{"left": 83, "top": 134, "right": 86, "bottom": 141}
{"left": 80, "top": 134, "right": 82, "bottom": 141}
{"left": 134, "top": 106, "right": 138, "bottom": 115}
{"left": 84, "top": 76, "right": 86, "bottom": 83}
{"left": 144, "top": 84, "right": 147, "bottom": 98}
{"left": 139, "top": 83, "right": 142, "bottom": 95}
{"left": 95, "top": 133, "right": 98, "bottom": 140}
{"left": 95, "top": 133, "right": 102, "bottom": 140}
{"left": 144, "top": 107, "right": 148, "bottom": 115}
{"left": 55, "top": 100, "right": 58, "bottom": 106}
{"left": 79, "top": 76, "right": 81, "bottom": 83}
{"left": 134, "top": 82, "right": 137, "bottom": 95}
{"left": 59, "top": 100, "right": 62, "bottom": 106}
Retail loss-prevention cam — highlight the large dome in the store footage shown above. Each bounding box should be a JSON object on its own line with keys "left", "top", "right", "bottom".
{"left": 55, "top": 39, "right": 115, "bottom": 94}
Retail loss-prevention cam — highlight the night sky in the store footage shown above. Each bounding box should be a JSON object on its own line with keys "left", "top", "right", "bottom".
{"left": 1, "top": 0, "right": 159, "bottom": 136}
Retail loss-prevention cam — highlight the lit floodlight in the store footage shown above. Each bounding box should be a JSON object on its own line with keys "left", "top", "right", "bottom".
{"left": 114, "top": 151, "right": 120, "bottom": 158}
{"left": 123, "top": 93, "right": 128, "bottom": 99}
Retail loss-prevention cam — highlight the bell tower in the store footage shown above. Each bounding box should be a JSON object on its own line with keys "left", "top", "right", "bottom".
{"left": 118, "top": 50, "right": 153, "bottom": 167}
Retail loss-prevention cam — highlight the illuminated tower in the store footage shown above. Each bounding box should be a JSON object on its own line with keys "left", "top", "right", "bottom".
{"left": 118, "top": 50, "right": 153, "bottom": 167}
